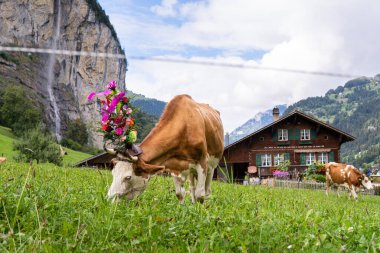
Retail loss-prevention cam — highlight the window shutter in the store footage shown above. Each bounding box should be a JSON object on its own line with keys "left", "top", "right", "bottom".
{"left": 311, "top": 129, "right": 317, "bottom": 140}
{"left": 288, "top": 129, "right": 293, "bottom": 140}
{"left": 329, "top": 151, "right": 334, "bottom": 162}
{"left": 300, "top": 153, "right": 306, "bottom": 165}
{"left": 295, "top": 129, "right": 300, "bottom": 140}
{"left": 256, "top": 154, "right": 261, "bottom": 166}
{"left": 284, "top": 153, "right": 290, "bottom": 161}
{"left": 272, "top": 130, "right": 278, "bottom": 141}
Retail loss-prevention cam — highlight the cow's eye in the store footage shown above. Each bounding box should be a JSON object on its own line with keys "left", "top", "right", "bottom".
{"left": 124, "top": 176, "right": 132, "bottom": 182}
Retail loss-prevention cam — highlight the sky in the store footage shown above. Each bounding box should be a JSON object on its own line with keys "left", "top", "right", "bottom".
{"left": 98, "top": 0, "right": 380, "bottom": 132}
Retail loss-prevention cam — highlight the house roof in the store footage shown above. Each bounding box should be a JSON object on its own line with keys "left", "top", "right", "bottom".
{"left": 225, "top": 110, "right": 355, "bottom": 150}
{"left": 73, "top": 152, "right": 111, "bottom": 167}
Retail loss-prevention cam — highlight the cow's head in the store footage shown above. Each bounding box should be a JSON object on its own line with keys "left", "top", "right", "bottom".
{"left": 104, "top": 144, "right": 164, "bottom": 200}
{"left": 361, "top": 175, "right": 374, "bottom": 190}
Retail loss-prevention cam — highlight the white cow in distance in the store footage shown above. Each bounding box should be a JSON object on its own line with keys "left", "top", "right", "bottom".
{"left": 0, "top": 157, "right": 7, "bottom": 164}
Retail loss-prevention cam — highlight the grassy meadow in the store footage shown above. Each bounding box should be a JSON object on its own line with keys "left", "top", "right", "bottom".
{"left": 0, "top": 162, "right": 379, "bottom": 252}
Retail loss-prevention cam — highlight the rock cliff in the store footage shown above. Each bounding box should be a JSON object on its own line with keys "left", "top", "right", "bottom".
{"left": 0, "top": 0, "right": 127, "bottom": 147}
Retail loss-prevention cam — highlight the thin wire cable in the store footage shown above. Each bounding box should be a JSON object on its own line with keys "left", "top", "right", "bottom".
{"left": 0, "top": 46, "right": 360, "bottom": 78}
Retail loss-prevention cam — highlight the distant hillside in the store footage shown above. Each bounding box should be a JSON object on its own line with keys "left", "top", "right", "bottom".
{"left": 284, "top": 74, "right": 380, "bottom": 166}
{"left": 228, "top": 105, "right": 287, "bottom": 144}
{"left": 129, "top": 91, "right": 166, "bottom": 117}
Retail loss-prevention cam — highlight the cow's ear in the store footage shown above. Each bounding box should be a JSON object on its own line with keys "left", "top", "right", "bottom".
{"left": 134, "top": 161, "right": 165, "bottom": 177}
{"left": 111, "top": 158, "right": 118, "bottom": 166}
{"left": 142, "top": 163, "right": 165, "bottom": 174}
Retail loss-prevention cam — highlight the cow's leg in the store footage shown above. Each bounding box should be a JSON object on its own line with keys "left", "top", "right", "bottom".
{"left": 350, "top": 185, "right": 358, "bottom": 200}
{"left": 335, "top": 185, "right": 341, "bottom": 197}
{"left": 173, "top": 176, "right": 186, "bottom": 204}
{"left": 195, "top": 164, "right": 207, "bottom": 203}
{"left": 326, "top": 179, "right": 331, "bottom": 196}
{"left": 325, "top": 171, "right": 332, "bottom": 196}
{"left": 189, "top": 173, "right": 196, "bottom": 204}
{"left": 205, "top": 156, "right": 218, "bottom": 198}
{"left": 205, "top": 167, "right": 215, "bottom": 198}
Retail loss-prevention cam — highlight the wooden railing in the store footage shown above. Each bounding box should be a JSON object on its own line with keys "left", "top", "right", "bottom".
{"left": 273, "top": 180, "right": 379, "bottom": 196}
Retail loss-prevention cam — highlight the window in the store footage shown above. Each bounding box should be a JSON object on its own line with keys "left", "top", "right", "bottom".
{"left": 318, "top": 153, "right": 328, "bottom": 164}
{"left": 259, "top": 136, "right": 264, "bottom": 141}
{"left": 278, "top": 129, "right": 288, "bottom": 141}
{"left": 261, "top": 154, "right": 272, "bottom": 167}
{"left": 274, "top": 153, "right": 284, "bottom": 166}
{"left": 324, "top": 135, "right": 329, "bottom": 140}
{"left": 306, "top": 153, "right": 315, "bottom": 165}
{"left": 300, "top": 129, "right": 311, "bottom": 140}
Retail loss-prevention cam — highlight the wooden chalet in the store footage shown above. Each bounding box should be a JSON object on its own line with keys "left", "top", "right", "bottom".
{"left": 73, "top": 152, "right": 114, "bottom": 169}
{"left": 221, "top": 108, "right": 355, "bottom": 182}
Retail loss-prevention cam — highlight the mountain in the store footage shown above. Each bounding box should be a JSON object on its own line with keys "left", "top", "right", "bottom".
{"left": 0, "top": 0, "right": 126, "bottom": 148}
{"left": 129, "top": 91, "right": 166, "bottom": 117}
{"left": 227, "top": 105, "right": 287, "bottom": 144}
{"left": 284, "top": 74, "right": 380, "bottom": 166}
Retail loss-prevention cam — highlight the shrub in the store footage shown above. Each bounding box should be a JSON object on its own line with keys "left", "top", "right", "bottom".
{"left": 13, "top": 125, "right": 63, "bottom": 166}
{"left": 276, "top": 160, "right": 290, "bottom": 172}
{"left": 314, "top": 174, "right": 326, "bottom": 183}
{"left": 64, "top": 119, "right": 88, "bottom": 145}
{"left": 304, "top": 162, "right": 326, "bottom": 182}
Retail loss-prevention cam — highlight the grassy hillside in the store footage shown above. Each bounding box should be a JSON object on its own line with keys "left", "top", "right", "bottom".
{"left": 0, "top": 162, "right": 379, "bottom": 252}
{"left": 0, "top": 126, "right": 91, "bottom": 165}
{"left": 285, "top": 74, "right": 380, "bottom": 166}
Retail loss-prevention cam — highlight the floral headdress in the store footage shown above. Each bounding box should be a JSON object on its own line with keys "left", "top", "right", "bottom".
{"left": 88, "top": 80, "right": 137, "bottom": 149}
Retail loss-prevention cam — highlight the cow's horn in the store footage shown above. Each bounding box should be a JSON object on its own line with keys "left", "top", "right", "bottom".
{"left": 115, "top": 152, "right": 138, "bottom": 162}
{"left": 124, "top": 151, "right": 138, "bottom": 162}
{"left": 103, "top": 143, "right": 117, "bottom": 155}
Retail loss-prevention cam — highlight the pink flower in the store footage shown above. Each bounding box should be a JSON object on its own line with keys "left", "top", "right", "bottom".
{"left": 107, "top": 80, "right": 117, "bottom": 90}
{"left": 101, "top": 113, "right": 110, "bottom": 124}
{"left": 126, "top": 108, "right": 132, "bottom": 114}
{"left": 108, "top": 92, "right": 126, "bottom": 112}
{"left": 115, "top": 128, "right": 123, "bottom": 135}
{"left": 101, "top": 90, "right": 111, "bottom": 96}
{"left": 88, "top": 92, "right": 96, "bottom": 101}
{"left": 88, "top": 90, "right": 111, "bottom": 102}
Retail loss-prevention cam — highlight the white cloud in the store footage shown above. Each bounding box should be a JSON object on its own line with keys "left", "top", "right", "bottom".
{"left": 151, "top": 0, "right": 178, "bottom": 17}
{"left": 101, "top": 0, "right": 380, "bottom": 132}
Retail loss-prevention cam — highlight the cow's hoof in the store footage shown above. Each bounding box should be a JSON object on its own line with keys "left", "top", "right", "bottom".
{"left": 196, "top": 196, "right": 205, "bottom": 204}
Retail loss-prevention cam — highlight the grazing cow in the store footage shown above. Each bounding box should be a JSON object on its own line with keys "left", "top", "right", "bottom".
{"left": 325, "top": 162, "right": 373, "bottom": 199}
{"left": 105, "top": 95, "right": 224, "bottom": 203}
{"left": 0, "top": 157, "right": 7, "bottom": 164}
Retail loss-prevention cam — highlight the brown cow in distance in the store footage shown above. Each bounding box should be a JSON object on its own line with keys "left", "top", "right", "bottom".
{"left": 105, "top": 95, "right": 224, "bottom": 203}
{"left": 325, "top": 162, "right": 373, "bottom": 199}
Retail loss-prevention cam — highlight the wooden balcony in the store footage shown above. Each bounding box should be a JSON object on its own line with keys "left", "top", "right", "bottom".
{"left": 258, "top": 165, "right": 309, "bottom": 178}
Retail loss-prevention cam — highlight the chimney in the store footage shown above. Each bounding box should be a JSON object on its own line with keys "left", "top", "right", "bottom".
{"left": 273, "top": 107, "right": 280, "bottom": 121}
{"left": 224, "top": 132, "right": 230, "bottom": 146}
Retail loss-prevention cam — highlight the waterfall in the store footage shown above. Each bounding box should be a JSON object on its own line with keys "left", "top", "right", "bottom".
{"left": 47, "top": 0, "right": 62, "bottom": 141}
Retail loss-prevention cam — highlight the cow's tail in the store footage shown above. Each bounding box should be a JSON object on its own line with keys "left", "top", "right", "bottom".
{"left": 325, "top": 163, "right": 333, "bottom": 185}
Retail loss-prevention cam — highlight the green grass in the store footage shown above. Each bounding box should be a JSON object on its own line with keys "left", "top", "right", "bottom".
{"left": 0, "top": 126, "right": 91, "bottom": 165}
{"left": 0, "top": 126, "right": 14, "bottom": 158}
{"left": 0, "top": 162, "right": 379, "bottom": 252}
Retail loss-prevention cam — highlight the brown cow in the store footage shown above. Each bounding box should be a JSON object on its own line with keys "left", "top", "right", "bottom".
{"left": 0, "top": 157, "right": 7, "bottom": 164}
{"left": 325, "top": 162, "right": 373, "bottom": 199}
{"left": 105, "top": 95, "right": 224, "bottom": 203}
